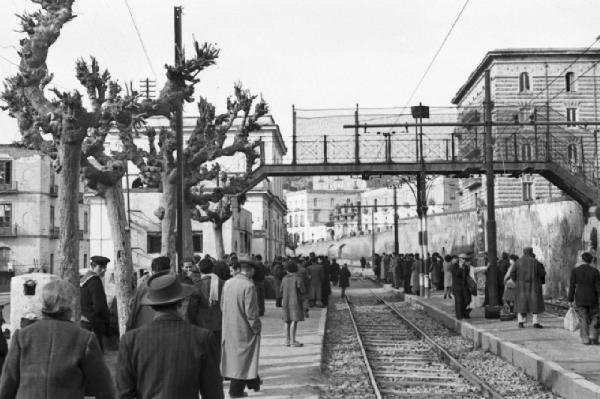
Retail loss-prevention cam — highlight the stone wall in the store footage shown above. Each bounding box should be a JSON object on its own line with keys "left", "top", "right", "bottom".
{"left": 295, "top": 199, "right": 590, "bottom": 298}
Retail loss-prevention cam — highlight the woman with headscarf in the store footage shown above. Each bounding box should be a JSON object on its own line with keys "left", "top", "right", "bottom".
{"left": 0, "top": 279, "right": 115, "bottom": 398}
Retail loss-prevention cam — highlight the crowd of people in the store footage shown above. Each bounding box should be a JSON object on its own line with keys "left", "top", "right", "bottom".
{"left": 0, "top": 251, "right": 355, "bottom": 398}
{"left": 0, "top": 245, "right": 596, "bottom": 398}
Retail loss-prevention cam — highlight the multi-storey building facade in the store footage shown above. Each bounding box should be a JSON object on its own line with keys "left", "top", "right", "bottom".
{"left": 452, "top": 48, "right": 600, "bottom": 208}
{"left": 285, "top": 176, "right": 365, "bottom": 243}
{"left": 0, "top": 146, "right": 89, "bottom": 278}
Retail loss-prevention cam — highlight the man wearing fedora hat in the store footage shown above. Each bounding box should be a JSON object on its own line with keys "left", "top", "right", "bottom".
{"left": 221, "top": 258, "right": 262, "bottom": 398}
{"left": 116, "top": 273, "right": 223, "bottom": 398}
{"left": 510, "top": 247, "right": 546, "bottom": 328}
{"left": 80, "top": 255, "right": 111, "bottom": 351}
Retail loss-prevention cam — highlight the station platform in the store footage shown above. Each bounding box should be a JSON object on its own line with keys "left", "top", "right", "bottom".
{"left": 222, "top": 299, "right": 326, "bottom": 398}
{"left": 398, "top": 288, "right": 600, "bottom": 399}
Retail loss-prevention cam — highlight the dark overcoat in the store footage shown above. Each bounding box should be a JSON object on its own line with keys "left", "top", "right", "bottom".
{"left": 281, "top": 273, "right": 305, "bottom": 322}
{"left": 510, "top": 255, "right": 545, "bottom": 314}
{"left": 450, "top": 263, "right": 471, "bottom": 318}
{"left": 330, "top": 262, "right": 340, "bottom": 284}
{"left": 117, "top": 312, "right": 223, "bottom": 399}
{"left": 188, "top": 275, "right": 224, "bottom": 332}
{"left": 307, "top": 263, "right": 324, "bottom": 301}
{"left": 568, "top": 263, "right": 600, "bottom": 307}
{"left": 271, "top": 262, "right": 285, "bottom": 300}
{"left": 339, "top": 267, "right": 351, "bottom": 288}
{"left": 0, "top": 318, "right": 115, "bottom": 399}
{"left": 126, "top": 275, "right": 157, "bottom": 331}
{"left": 80, "top": 271, "right": 110, "bottom": 335}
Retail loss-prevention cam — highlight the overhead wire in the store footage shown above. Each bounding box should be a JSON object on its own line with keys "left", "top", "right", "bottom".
{"left": 123, "top": 0, "right": 158, "bottom": 80}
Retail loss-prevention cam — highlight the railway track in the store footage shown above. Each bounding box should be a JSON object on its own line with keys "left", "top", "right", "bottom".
{"left": 345, "top": 292, "right": 505, "bottom": 398}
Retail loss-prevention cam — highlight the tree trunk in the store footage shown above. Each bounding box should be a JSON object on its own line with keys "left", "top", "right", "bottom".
{"left": 213, "top": 223, "right": 225, "bottom": 260}
{"left": 57, "top": 139, "right": 82, "bottom": 319}
{"left": 161, "top": 169, "right": 177, "bottom": 270}
{"left": 103, "top": 183, "right": 134, "bottom": 336}
{"left": 182, "top": 201, "right": 194, "bottom": 261}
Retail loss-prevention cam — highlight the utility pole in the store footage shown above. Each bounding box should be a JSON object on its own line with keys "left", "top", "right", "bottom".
{"left": 412, "top": 104, "right": 430, "bottom": 298}
{"left": 174, "top": 6, "right": 184, "bottom": 273}
{"left": 393, "top": 186, "right": 399, "bottom": 254}
{"left": 484, "top": 69, "right": 500, "bottom": 308}
{"left": 371, "top": 207, "right": 375, "bottom": 262}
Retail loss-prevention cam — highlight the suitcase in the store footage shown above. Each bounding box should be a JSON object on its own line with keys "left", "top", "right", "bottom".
{"left": 484, "top": 305, "right": 502, "bottom": 319}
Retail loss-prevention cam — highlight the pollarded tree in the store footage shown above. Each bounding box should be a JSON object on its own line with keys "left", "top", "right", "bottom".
{"left": 0, "top": 0, "right": 219, "bottom": 333}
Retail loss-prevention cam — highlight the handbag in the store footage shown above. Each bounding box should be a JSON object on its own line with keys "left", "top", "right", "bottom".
{"left": 563, "top": 307, "right": 580, "bottom": 332}
{"left": 466, "top": 275, "right": 477, "bottom": 296}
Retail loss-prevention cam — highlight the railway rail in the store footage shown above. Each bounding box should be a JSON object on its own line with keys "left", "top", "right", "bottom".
{"left": 345, "top": 291, "right": 505, "bottom": 398}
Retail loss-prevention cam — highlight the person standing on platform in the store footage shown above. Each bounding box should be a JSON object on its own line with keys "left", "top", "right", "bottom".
{"left": 382, "top": 252, "right": 391, "bottom": 283}
{"left": 297, "top": 259, "right": 311, "bottom": 318}
{"left": 339, "top": 263, "right": 351, "bottom": 299}
{"left": 281, "top": 261, "right": 305, "bottom": 347}
{"left": 360, "top": 256, "right": 366, "bottom": 271}
{"left": 568, "top": 252, "right": 600, "bottom": 344}
{"left": 321, "top": 257, "right": 331, "bottom": 307}
{"left": 271, "top": 257, "right": 285, "bottom": 308}
{"left": 498, "top": 252, "right": 510, "bottom": 300}
{"left": 188, "top": 258, "right": 225, "bottom": 358}
{"left": 116, "top": 273, "right": 223, "bottom": 399}
{"left": 403, "top": 254, "right": 413, "bottom": 294}
{"left": 307, "top": 257, "right": 324, "bottom": 307}
{"left": 411, "top": 254, "right": 421, "bottom": 295}
{"left": 221, "top": 259, "right": 262, "bottom": 398}
{"left": 450, "top": 254, "right": 471, "bottom": 319}
{"left": 391, "top": 253, "right": 401, "bottom": 289}
{"left": 253, "top": 255, "right": 267, "bottom": 317}
{"left": 443, "top": 255, "right": 453, "bottom": 299}
{"left": 126, "top": 256, "right": 171, "bottom": 331}
{"left": 510, "top": 247, "right": 546, "bottom": 329}
{"left": 430, "top": 253, "right": 443, "bottom": 291}
{"left": 0, "top": 279, "right": 115, "bottom": 399}
{"left": 330, "top": 258, "right": 340, "bottom": 286}
{"left": 372, "top": 253, "right": 381, "bottom": 283}
{"left": 80, "top": 255, "right": 111, "bottom": 351}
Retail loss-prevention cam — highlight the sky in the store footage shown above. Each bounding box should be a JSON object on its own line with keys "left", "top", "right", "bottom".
{"left": 0, "top": 0, "right": 599, "bottom": 150}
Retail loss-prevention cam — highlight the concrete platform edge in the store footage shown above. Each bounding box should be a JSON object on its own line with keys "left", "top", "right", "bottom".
{"left": 403, "top": 294, "right": 600, "bottom": 399}
{"left": 319, "top": 305, "right": 328, "bottom": 375}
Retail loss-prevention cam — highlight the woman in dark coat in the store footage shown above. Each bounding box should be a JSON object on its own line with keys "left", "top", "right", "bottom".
{"left": 339, "top": 263, "right": 351, "bottom": 299}
{"left": 450, "top": 254, "right": 472, "bottom": 319}
{"left": 0, "top": 279, "right": 115, "bottom": 399}
{"left": 271, "top": 259, "right": 286, "bottom": 307}
{"left": 281, "top": 261, "right": 305, "bottom": 347}
{"left": 430, "top": 253, "right": 443, "bottom": 291}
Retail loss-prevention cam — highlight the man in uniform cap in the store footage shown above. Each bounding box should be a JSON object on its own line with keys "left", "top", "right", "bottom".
{"left": 80, "top": 255, "right": 110, "bottom": 351}
{"left": 116, "top": 273, "right": 223, "bottom": 398}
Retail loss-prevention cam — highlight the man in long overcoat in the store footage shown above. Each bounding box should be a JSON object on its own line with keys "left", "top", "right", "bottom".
{"left": 80, "top": 255, "right": 111, "bottom": 351}
{"left": 221, "top": 260, "right": 262, "bottom": 398}
{"left": 568, "top": 252, "right": 600, "bottom": 344}
{"left": 306, "top": 258, "right": 324, "bottom": 307}
{"left": 510, "top": 247, "right": 546, "bottom": 328}
{"left": 450, "top": 254, "right": 472, "bottom": 319}
{"left": 117, "top": 273, "right": 223, "bottom": 398}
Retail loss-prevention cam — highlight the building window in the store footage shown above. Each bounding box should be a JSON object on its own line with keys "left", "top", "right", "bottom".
{"left": 313, "top": 198, "right": 317, "bottom": 207}
{"left": 522, "top": 181, "right": 533, "bottom": 201}
{"left": 518, "top": 107, "right": 533, "bottom": 124}
{"left": 50, "top": 253, "right": 54, "bottom": 274}
{"left": 0, "top": 161, "right": 11, "bottom": 186}
{"left": 567, "top": 143, "right": 578, "bottom": 164}
{"left": 567, "top": 108, "right": 577, "bottom": 127}
{"left": 83, "top": 211, "right": 88, "bottom": 233}
{"left": 50, "top": 205, "right": 55, "bottom": 228}
{"left": 193, "top": 232, "right": 203, "bottom": 252}
{"left": 521, "top": 143, "right": 532, "bottom": 161}
{"left": 565, "top": 72, "right": 575, "bottom": 92}
{"left": 147, "top": 234, "right": 161, "bottom": 254}
{"left": 330, "top": 198, "right": 334, "bottom": 207}
{"left": 0, "top": 247, "right": 9, "bottom": 271}
{"left": 83, "top": 254, "right": 87, "bottom": 270}
{"left": 519, "top": 72, "right": 530, "bottom": 92}
{"left": 374, "top": 199, "right": 378, "bottom": 212}
{"left": 0, "top": 204, "right": 12, "bottom": 227}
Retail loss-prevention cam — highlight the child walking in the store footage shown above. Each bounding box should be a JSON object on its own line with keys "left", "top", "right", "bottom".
{"left": 281, "top": 261, "right": 305, "bottom": 347}
{"left": 339, "top": 263, "right": 351, "bottom": 299}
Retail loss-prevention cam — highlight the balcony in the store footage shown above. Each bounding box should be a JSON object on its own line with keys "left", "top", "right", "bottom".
{"left": 49, "top": 226, "right": 59, "bottom": 239}
{"left": 0, "top": 181, "right": 18, "bottom": 193}
{"left": 0, "top": 225, "right": 17, "bottom": 237}
{"left": 49, "top": 185, "right": 58, "bottom": 197}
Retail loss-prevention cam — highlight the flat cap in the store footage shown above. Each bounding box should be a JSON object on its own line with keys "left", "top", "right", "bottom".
{"left": 91, "top": 255, "right": 110, "bottom": 266}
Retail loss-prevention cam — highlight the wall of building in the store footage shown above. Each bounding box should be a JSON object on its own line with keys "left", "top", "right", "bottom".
{"left": 296, "top": 199, "right": 585, "bottom": 298}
